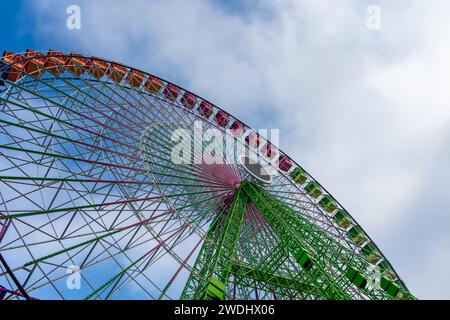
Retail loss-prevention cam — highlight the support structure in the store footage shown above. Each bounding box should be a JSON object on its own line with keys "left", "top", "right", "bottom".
{"left": 181, "top": 186, "right": 249, "bottom": 300}
{"left": 181, "top": 180, "right": 414, "bottom": 300}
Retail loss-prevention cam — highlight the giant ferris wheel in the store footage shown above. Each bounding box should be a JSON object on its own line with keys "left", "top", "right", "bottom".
{"left": 0, "top": 50, "right": 414, "bottom": 300}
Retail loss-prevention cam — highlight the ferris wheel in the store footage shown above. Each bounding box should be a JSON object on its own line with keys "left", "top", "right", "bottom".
{"left": 0, "top": 49, "right": 414, "bottom": 300}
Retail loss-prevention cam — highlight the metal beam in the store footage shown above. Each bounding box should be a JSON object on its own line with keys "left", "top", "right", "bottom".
{"left": 181, "top": 186, "right": 248, "bottom": 300}
{"left": 0, "top": 254, "right": 31, "bottom": 300}
{"left": 240, "top": 180, "right": 353, "bottom": 299}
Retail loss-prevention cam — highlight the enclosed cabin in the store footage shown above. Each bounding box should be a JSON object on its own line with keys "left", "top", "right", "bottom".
{"left": 163, "top": 83, "right": 180, "bottom": 101}
{"left": 345, "top": 267, "right": 367, "bottom": 289}
{"left": 378, "top": 260, "right": 398, "bottom": 281}
{"left": 332, "top": 209, "right": 352, "bottom": 229}
{"left": 245, "top": 131, "right": 260, "bottom": 149}
{"left": 347, "top": 225, "right": 367, "bottom": 247}
{"left": 378, "top": 260, "right": 408, "bottom": 298}
{"left": 229, "top": 120, "right": 245, "bottom": 137}
{"left": 380, "top": 277, "right": 401, "bottom": 299}
{"left": 361, "top": 242, "right": 382, "bottom": 264}
{"left": 318, "top": 195, "right": 338, "bottom": 213}
{"left": 381, "top": 276, "right": 411, "bottom": 299}
{"left": 261, "top": 142, "right": 277, "bottom": 160}
{"left": 24, "top": 49, "right": 46, "bottom": 78}
{"left": 107, "top": 63, "right": 128, "bottom": 83}
{"left": 46, "top": 50, "right": 68, "bottom": 76}
{"left": 278, "top": 154, "right": 293, "bottom": 172}
{"left": 181, "top": 92, "right": 196, "bottom": 109}
{"left": 294, "top": 247, "right": 313, "bottom": 271}
{"left": 88, "top": 57, "right": 109, "bottom": 79}
{"left": 67, "top": 53, "right": 91, "bottom": 76}
{"left": 304, "top": 181, "right": 322, "bottom": 198}
{"left": 1, "top": 51, "right": 26, "bottom": 82}
{"left": 127, "top": 69, "right": 145, "bottom": 88}
{"left": 198, "top": 101, "right": 213, "bottom": 119}
{"left": 215, "top": 110, "right": 230, "bottom": 128}
{"left": 145, "top": 76, "right": 162, "bottom": 94}
{"left": 205, "top": 277, "right": 225, "bottom": 300}
{"left": 291, "top": 167, "right": 308, "bottom": 184}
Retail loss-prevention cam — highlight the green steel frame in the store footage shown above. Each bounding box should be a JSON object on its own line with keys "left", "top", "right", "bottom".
{"left": 181, "top": 186, "right": 249, "bottom": 299}
{"left": 181, "top": 180, "right": 414, "bottom": 300}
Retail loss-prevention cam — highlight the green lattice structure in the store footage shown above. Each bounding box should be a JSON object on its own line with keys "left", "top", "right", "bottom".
{"left": 180, "top": 181, "right": 414, "bottom": 300}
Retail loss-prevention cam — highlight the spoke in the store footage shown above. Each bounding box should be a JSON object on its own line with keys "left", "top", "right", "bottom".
{"left": 84, "top": 223, "right": 188, "bottom": 300}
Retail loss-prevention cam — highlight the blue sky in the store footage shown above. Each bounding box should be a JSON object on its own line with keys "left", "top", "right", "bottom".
{"left": 0, "top": 2, "right": 35, "bottom": 52}
{"left": 1, "top": 0, "right": 450, "bottom": 299}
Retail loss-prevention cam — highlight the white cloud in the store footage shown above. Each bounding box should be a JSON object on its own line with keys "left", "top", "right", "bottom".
{"left": 25, "top": 0, "right": 450, "bottom": 299}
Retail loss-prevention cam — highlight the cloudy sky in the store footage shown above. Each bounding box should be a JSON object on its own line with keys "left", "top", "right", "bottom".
{"left": 1, "top": 0, "right": 450, "bottom": 299}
